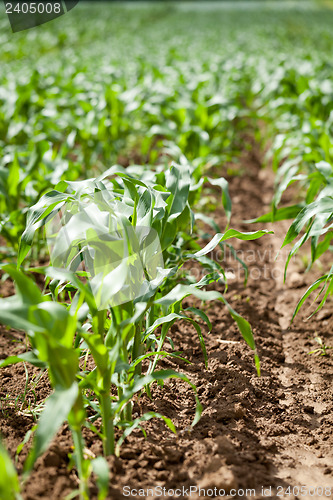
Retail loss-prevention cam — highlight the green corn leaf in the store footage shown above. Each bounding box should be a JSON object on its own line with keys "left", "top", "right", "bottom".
{"left": 0, "top": 264, "right": 44, "bottom": 305}
{"left": 226, "top": 303, "right": 257, "bottom": 353}
{"left": 272, "top": 165, "right": 299, "bottom": 210}
{"left": 306, "top": 176, "right": 325, "bottom": 204}
{"left": 309, "top": 276, "right": 333, "bottom": 318}
{"left": 175, "top": 202, "right": 193, "bottom": 234}
{"left": 136, "top": 189, "right": 153, "bottom": 226}
{"left": 190, "top": 320, "right": 208, "bottom": 367}
{"left": 292, "top": 265, "right": 333, "bottom": 322}
{"left": 0, "top": 351, "right": 47, "bottom": 369}
{"left": 114, "top": 172, "right": 148, "bottom": 188}
{"left": 282, "top": 197, "right": 333, "bottom": 247}
{"left": 18, "top": 191, "right": 69, "bottom": 266}
{"left": 190, "top": 254, "right": 226, "bottom": 281}
{"left": 194, "top": 271, "right": 223, "bottom": 288}
{"left": 122, "top": 178, "right": 139, "bottom": 204}
{"left": 283, "top": 232, "right": 308, "bottom": 282}
{"left": 195, "top": 212, "right": 221, "bottom": 233}
{"left": 311, "top": 231, "right": 333, "bottom": 263}
{"left": 16, "top": 426, "right": 38, "bottom": 460}
{"left": 185, "top": 307, "right": 212, "bottom": 332}
{"left": 144, "top": 312, "right": 188, "bottom": 338}
{"left": 119, "top": 302, "right": 147, "bottom": 328}
{"left": 24, "top": 383, "right": 79, "bottom": 474}
{"left": 143, "top": 311, "right": 209, "bottom": 365}
{"left": 291, "top": 275, "right": 328, "bottom": 323}
{"left": 188, "top": 229, "right": 272, "bottom": 258}
{"left": 81, "top": 332, "right": 109, "bottom": 374}
{"left": 314, "top": 161, "right": 332, "bottom": 178}
{"left": 8, "top": 154, "right": 20, "bottom": 200}
{"left": 207, "top": 177, "right": 231, "bottom": 224}
{"left": 245, "top": 204, "right": 304, "bottom": 223}
{"left": 32, "top": 302, "right": 76, "bottom": 347}
{"left": 160, "top": 221, "right": 178, "bottom": 251}
{"left": 166, "top": 162, "right": 191, "bottom": 221}
{"left": 46, "top": 267, "right": 98, "bottom": 314}
{"left": 0, "top": 296, "right": 46, "bottom": 333}
{"left": 156, "top": 284, "right": 223, "bottom": 308}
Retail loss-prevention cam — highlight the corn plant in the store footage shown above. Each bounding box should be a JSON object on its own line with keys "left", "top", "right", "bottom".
{"left": 0, "top": 161, "right": 271, "bottom": 497}
{"left": 251, "top": 54, "right": 333, "bottom": 320}
{"left": 283, "top": 196, "right": 333, "bottom": 321}
{"left": 17, "top": 161, "right": 269, "bottom": 370}
{"left": 251, "top": 164, "right": 333, "bottom": 320}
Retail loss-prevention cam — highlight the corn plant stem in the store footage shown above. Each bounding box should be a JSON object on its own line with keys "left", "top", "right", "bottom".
{"left": 132, "top": 321, "right": 143, "bottom": 376}
{"left": 148, "top": 322, "right": 168, "bottom": 375}
{"left": 100, "top": 392, "right": 115, "bottom": 455}
{"left": 74, "top": 331, "right": 82, "bottom": 349}
{"left": 71, "top": 428, "right": 89, "bottom": 500}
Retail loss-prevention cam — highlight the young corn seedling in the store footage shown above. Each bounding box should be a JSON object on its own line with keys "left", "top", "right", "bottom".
{"left": 308, "top": 336, "right": 332, "bottom": 357}
{"left": 282, "top": 197, "right": 333, "bottom": 322}
{"left": 19, "top": 161, "right": 269, "bottom": 365}
{"left": 0, "top": 161, "right": 271, "bottom": 498}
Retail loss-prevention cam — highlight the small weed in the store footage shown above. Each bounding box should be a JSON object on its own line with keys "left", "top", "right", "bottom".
{"left": 308, "top": 336, "right": 332, "bottom": 357}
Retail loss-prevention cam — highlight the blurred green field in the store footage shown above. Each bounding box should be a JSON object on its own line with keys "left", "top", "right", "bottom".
{"left": 2, "top": 1, "right": 333, "bottom": 64}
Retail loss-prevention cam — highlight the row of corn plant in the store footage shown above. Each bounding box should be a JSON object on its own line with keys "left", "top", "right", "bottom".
{"left": 0, "top": 161, "right": 270, "bottom": 498}
{"left": 250, "top": 59, "right": 333, "bottom": 320}
{"left": 1, "top": 10, "right": 274, "bottom": 498}
{"left": 3, "top": 5, "right": 333, "bottom": 498}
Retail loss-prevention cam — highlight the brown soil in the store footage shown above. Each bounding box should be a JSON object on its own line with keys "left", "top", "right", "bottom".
{"left": 1, "top": 145, "right": 333, "bottom": 500}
